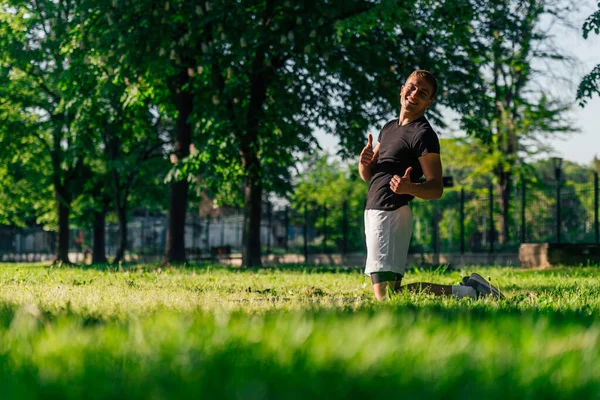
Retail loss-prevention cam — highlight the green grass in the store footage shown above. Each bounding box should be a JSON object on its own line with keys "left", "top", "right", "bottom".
{"left": 1, "top": 262, "right": 600, "bottom": 399}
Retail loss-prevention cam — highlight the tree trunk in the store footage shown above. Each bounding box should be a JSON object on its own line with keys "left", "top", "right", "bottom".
{"left": 239, "top": 55, "right": 269, "bottom": 268}
{"left": 92, "top": 210, "right": 107, "bottom": 264}
{"left": 54, "top": 186, "right": 71, "bottom": 264}
{"left": 163, "top": 71, "right": 193, "bottom": 264}
{"left": 164, "top": 180, "right": 189, "bottom": 263}
{"left": 242, "top": 166, "right": 263, "bottom": 267}
{"left": 495, "top": 170, "right": 511, "bottom": 245}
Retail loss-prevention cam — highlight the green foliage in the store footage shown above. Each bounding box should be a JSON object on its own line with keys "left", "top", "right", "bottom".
{"left": 577, "top": 3, "right": 600, "bottom": 105}
{"left": 593, "top": 156, "right": 600, "bottom": 174}
{"left": 0, "top": 0, "right": 588, "bottom": 263}
{"left": 0, "top": 0, "right": 171, "bottom": 238}
{"left": 0, "top": 89, "right": 53, "bottom": 226}
{"left": 291, "top": 153, "right": 367, "bottom": 252}
{"left": 440, "top": 138, "right": 496, "bottom": 186}
{"left": 459, "top": 0, "right": 575, "bottom": 164}
{"left": 578, "top": 64, "right": 600, "bottom": 106}
{"left": 0, "top": 0, "right": 90, "bottom": 236}
{"left": 0, "top": 159, "right": 52, "bottom": 227}
{"left": 167, "top": 0, "right": 483, "bottom": 197}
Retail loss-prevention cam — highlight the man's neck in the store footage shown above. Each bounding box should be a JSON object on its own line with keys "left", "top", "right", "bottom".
{"left": 398, "top": 110, "right": 424, "bottom": 126}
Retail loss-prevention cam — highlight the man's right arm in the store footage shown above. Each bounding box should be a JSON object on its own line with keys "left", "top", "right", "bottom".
{"left": 359, "top": 142, "right": 380, "bottom": 182}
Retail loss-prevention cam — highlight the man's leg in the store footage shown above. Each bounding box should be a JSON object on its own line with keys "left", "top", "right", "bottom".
{"left": 398, "top": 282, "right": 476, "bottom": 298}
{"left": 401, "top": 282, "right": 453, "bottom": 296}
{"left": 371, "top": 271, "right": 402, "bottom": 301}
{"left": 365, "top": 207, "right": 477, "bottom": 301}
{"left": 371, "top": 277, "right": 475, "bottom": 300}
{"left": 365, "top": 206, "right": 412, "bottom": 301}
{"left": 372, "top": 282, "right": 388, "bottom": 301}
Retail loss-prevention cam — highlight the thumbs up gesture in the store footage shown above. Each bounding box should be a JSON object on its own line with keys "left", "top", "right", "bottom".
{"left": 390, "top": 167, "right": 413, "bottom": 194}
{"left": 360, "top": 134, "right": 375, "bottom": 167}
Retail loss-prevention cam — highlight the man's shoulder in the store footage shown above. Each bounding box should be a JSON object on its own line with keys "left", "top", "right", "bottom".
{"left": 410, "top": 118, "right": 438, "bottom": 141}
{"left": 414, "top": 117, "right": 437, "bottom": 134}
{"left": 381, "top": 118, "right": 398, "bottom": 132}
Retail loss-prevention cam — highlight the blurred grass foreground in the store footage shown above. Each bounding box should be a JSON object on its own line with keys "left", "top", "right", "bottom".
{"left": 2, "top": 263, "right": 600, "bottom": 399}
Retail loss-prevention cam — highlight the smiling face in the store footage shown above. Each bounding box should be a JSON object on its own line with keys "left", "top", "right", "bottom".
{"left": 400, "top": 75, "right": 434, "bottom": 114}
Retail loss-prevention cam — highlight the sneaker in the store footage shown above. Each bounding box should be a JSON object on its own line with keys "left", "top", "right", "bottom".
{"left": 464, "top": 273, "right": 504, "bottom": 299}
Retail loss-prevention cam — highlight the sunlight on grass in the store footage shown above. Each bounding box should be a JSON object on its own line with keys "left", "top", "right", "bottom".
{"left": 1, "top": 262, "right": 600, "bottom": 399}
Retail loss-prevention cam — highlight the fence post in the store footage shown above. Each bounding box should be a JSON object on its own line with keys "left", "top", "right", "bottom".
{"left": 220, "top": 215, "right": 225, "bottom": 248}
{"left": 284, "top": 206, "right": 289, "bottom": 252}
{"left": 236, "top": 210, "right": 242, "bottom": 251}
{"left": 152, "top": 221, "right": 157, "bottom": 256}
{"left": 303, "top": 203, "right": 308, "bottom": 263}
{"left": 433, "top": 200, "right": 439, "bottom": 265}
{"left": 140, "top": 216, "right": 145, "bottom": 258}
{"left": 267, "top": 200, "right": 272, "bottom": 254}
{"left": 342, "top": 200, "right": 348, "bottom": 255}
{"left": 489, "top": 184, "right": 494, "bottom": 254}
{"left": 323, "top": 203, "right": 327, "bottom": 254}
{"left": 205, "top": 216, "right": 210, "bottom": 255}
{"left": 521, "top": 178, "right": 526, "bottom": 243}
{"left": 314, "top": 203, "right": 319, "bottom": 253}
{"left": 556, "top": 173, "right": 562, "bottom": 244}
{"left": 460, "top": 188, "right": 465, "bottom": 254}
{"left": 595, "top": 171, "right": 599, "bottom": 245}
{"left": 189, "top": 215, "right": 196, "bottom": 259}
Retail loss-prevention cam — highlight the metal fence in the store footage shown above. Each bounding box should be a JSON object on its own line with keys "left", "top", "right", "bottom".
{"left": 1, "top": 173, "right": 598, "bottom": 262}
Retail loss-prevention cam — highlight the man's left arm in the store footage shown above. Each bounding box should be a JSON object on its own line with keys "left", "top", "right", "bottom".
{"left": 411, "top": 153, "right": 443, "bottom": 199}
{"left": 389, "top": 153, "right": 443, "bottom": 200}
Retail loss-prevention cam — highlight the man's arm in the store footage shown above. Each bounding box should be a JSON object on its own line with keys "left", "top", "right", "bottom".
{"left": 389, "top": 153, "right": 443, "bottom": 199}
{"left": 410, "top": 153, "right": 443, "bottom": 199}
{"left": 359, "top": 142, "right": 380, "bottom": 182}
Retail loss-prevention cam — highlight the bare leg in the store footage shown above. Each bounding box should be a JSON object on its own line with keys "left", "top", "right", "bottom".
{"left": 372, "top": 279, "right": 402, "bottom": 301}
{"left": 372, "top": 282, "right": 388, "bottom": 301}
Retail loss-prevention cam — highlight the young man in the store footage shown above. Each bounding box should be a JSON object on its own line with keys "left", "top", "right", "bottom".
{"left": 358, "top": 70, "right": 503, "bottom": 301}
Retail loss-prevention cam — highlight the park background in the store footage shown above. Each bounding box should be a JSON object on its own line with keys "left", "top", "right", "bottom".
{"left": 2, "top": 1, "right": 600, "bottom": 399}
{"left": 0, "top": 0, "right": 599, "bottom": 268}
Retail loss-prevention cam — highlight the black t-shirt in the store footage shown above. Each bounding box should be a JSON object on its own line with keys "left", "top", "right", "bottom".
{"left": 365, "top": 116, "right": 440, "bottom": 211}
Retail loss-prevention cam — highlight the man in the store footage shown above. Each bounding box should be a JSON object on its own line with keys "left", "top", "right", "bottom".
{"left": 358, "top": 70, "right": 503, "bottom": 301}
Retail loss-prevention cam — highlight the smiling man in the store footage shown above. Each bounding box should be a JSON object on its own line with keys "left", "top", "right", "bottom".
{"left": 358, "top": 70, "right": 503, "bottom": 301}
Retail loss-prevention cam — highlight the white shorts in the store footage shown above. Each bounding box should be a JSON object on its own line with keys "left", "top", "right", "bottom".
{"left": 364, "top": 206, "right": 413, "bottom": 276}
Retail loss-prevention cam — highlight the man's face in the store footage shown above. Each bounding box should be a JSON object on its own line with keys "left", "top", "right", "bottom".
{"left": 400, "top": 76, "right": 434, "bottom": 114}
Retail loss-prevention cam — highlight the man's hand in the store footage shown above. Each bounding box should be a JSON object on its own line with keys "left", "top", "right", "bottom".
{"left": 360, "top": 134, "right": 375, "bottom": 167}
{"left": 390, "top": 167, "right": 413, "bottom": 194}
{"left": 358, "top": 133, "right": 379, "bottom": 182}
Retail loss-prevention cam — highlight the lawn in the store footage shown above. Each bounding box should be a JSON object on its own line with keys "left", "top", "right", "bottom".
{"left": 1, "top": 262, "right": 600, "bottom": 399}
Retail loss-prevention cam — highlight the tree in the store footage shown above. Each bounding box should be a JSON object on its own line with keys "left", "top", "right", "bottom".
{"left": 0, "top": 110, "right": 52, "bottom": 228}
{"left": 70, "top": 170, "right": 112, "bottom": 264}
{"left": 0, "top": 0, "right": 93, "bottom": 263}
{"left": 459, "top": 0, "right": 576, "bottom": 245}
{"left": 1, "top": 0, "right": 171, "bottom": 264}
{"left": 577, "top": 3, "right": 600, "bottom": 105}
{"left": 178, "top": 0, "right": 482, "bottom": 266}
{"left": 592, "top": 156, "right": 600, "bottom": 174}
{"left": 81, "top": 0, "right": 216, "bottom": 264}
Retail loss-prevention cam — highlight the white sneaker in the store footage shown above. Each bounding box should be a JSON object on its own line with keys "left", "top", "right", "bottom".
{"left": 464, "top": 273, "right": 504, "bottom": 299}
